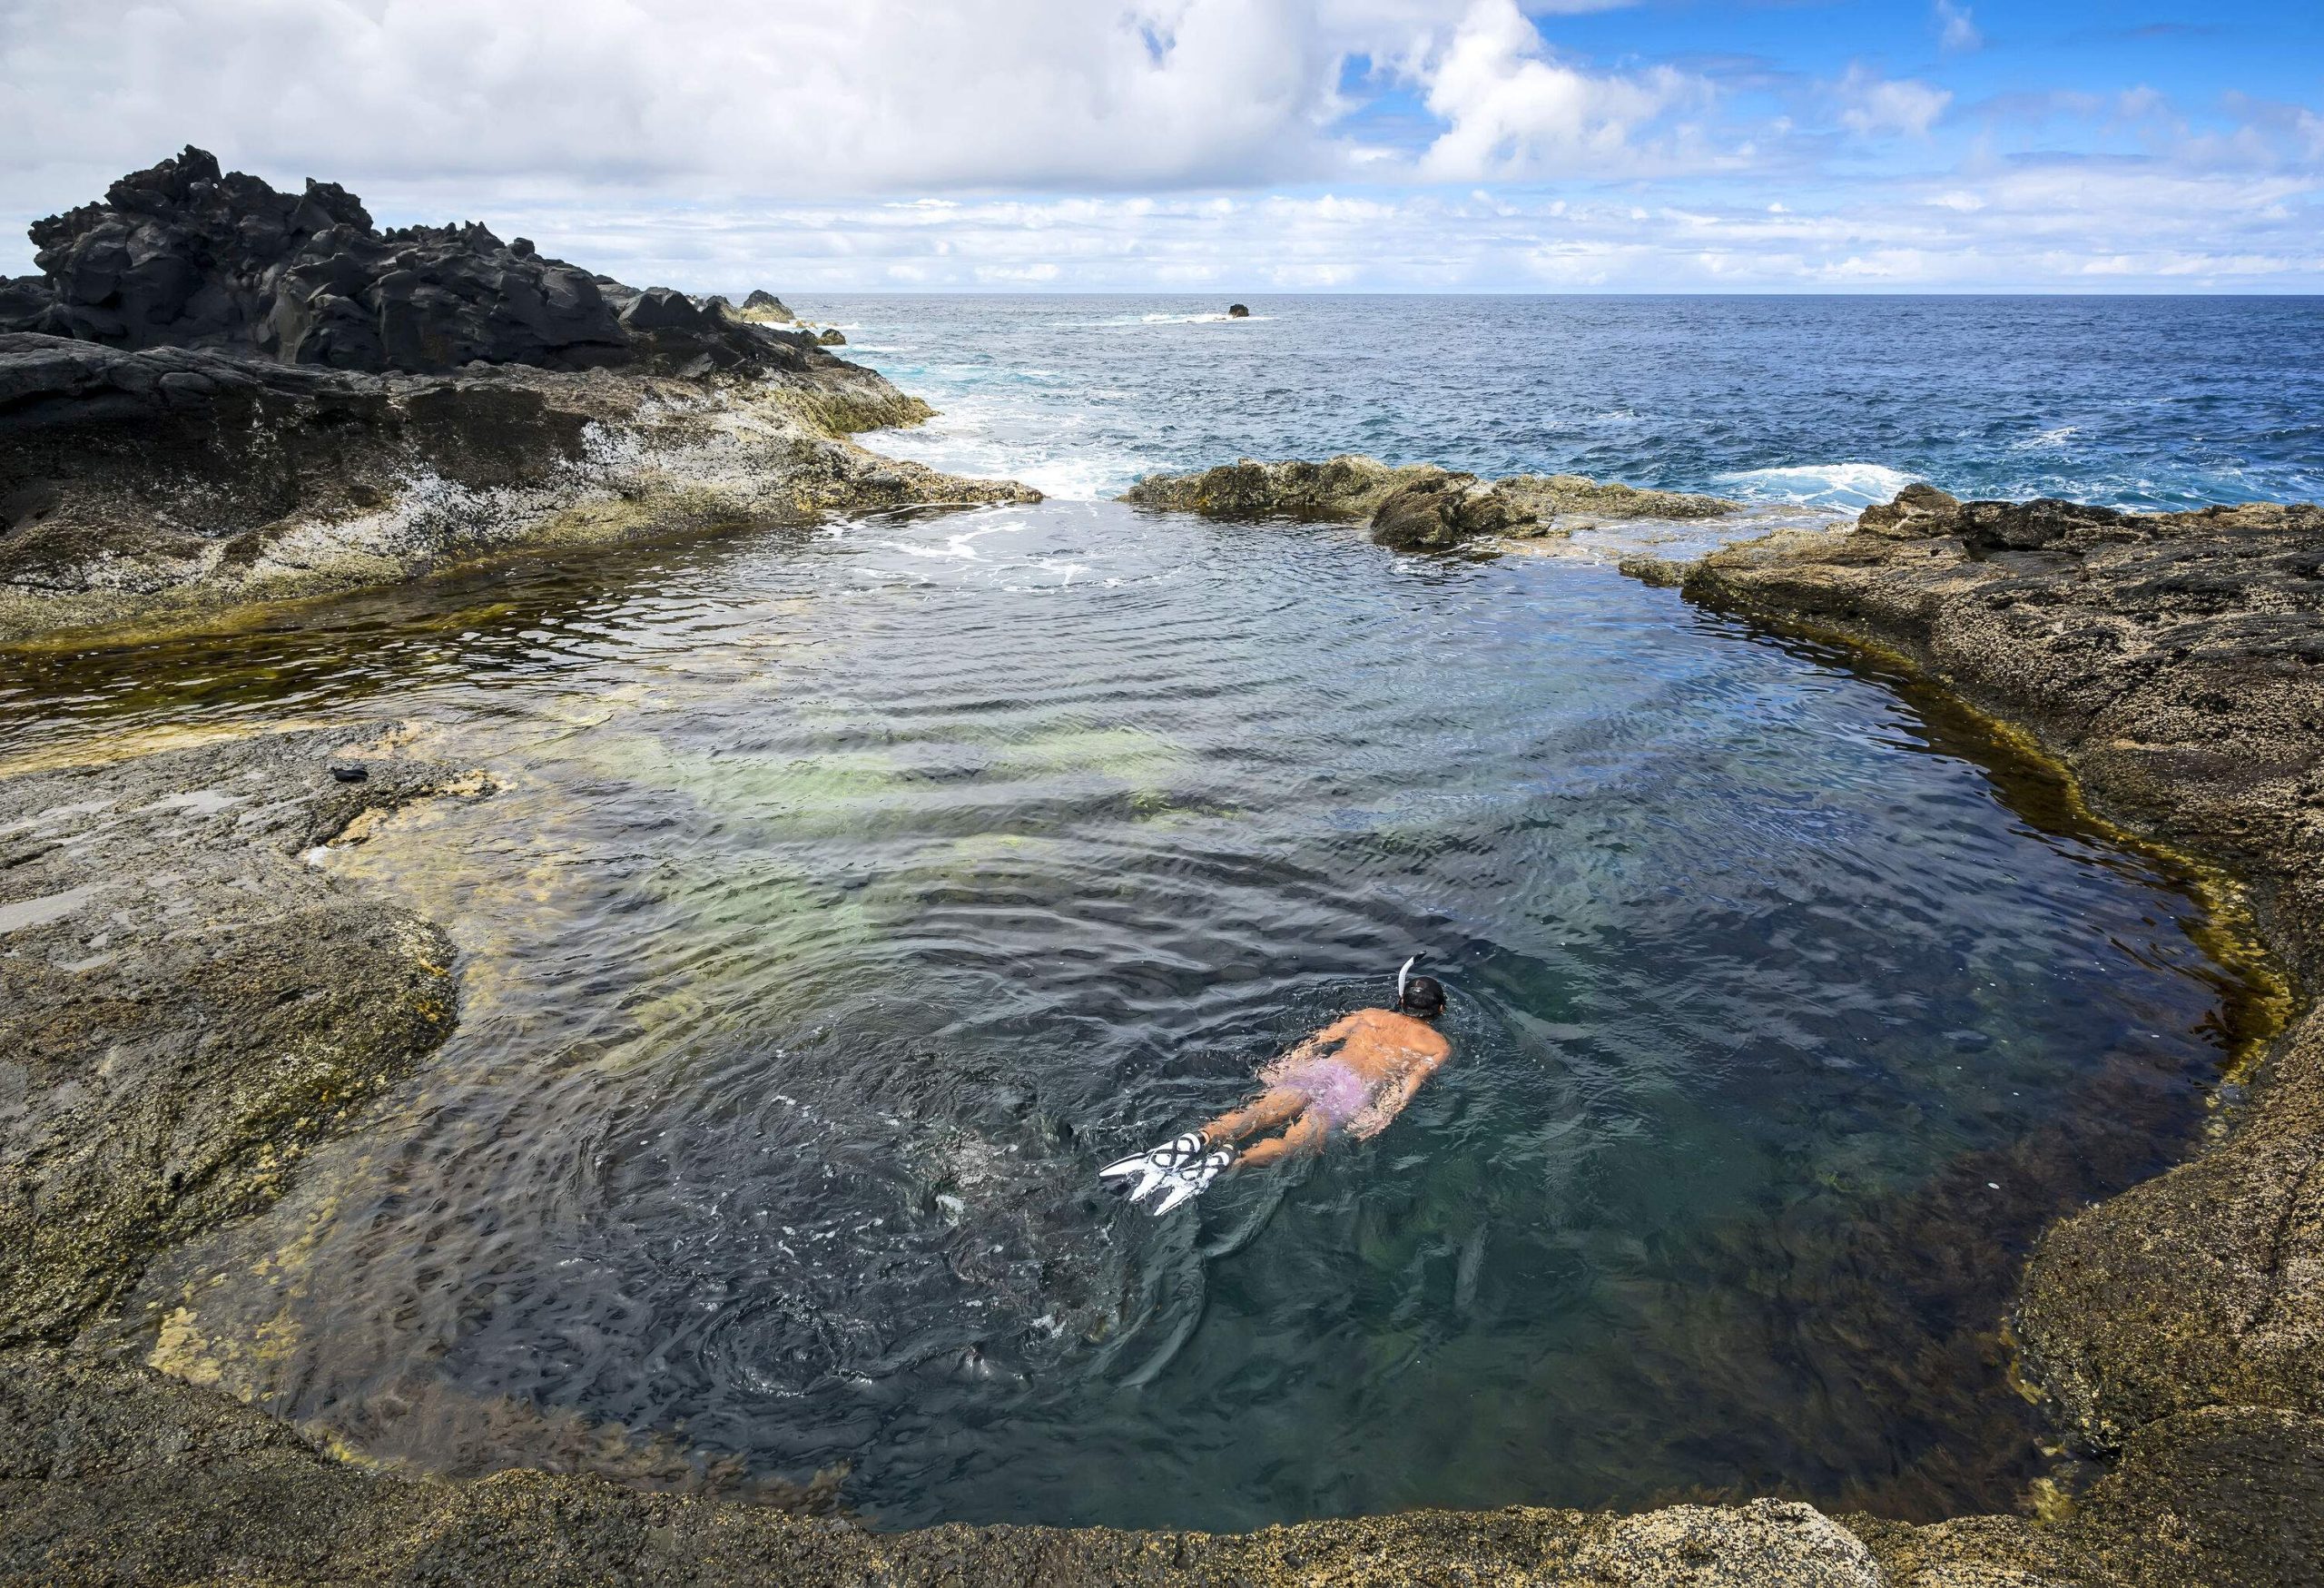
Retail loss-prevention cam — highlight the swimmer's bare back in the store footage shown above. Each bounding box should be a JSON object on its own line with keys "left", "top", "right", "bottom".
{"left": 1100, "top": 958, "right": 1451, "bottom": 1215}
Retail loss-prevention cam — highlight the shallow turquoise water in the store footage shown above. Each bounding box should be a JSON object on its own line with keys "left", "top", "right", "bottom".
{"left": 5, "top": 497, "right": 2254, "bottom": 1529}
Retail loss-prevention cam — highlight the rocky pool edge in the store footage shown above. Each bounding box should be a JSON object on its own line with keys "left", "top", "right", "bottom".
{"left": 7, "top": 482, "right": 2324, "bottom": 1585}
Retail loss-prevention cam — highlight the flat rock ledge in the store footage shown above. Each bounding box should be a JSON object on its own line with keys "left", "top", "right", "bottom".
{"left": 1122, "top": 455, "right": 1736, "bottom": 552}
{"left": 0, "top": 332, "right": 1037, "bottom": 643}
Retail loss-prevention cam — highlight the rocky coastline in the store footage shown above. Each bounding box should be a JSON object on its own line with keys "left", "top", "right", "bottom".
{"left": 5, "top": 168, "right": 2322, "bottom": 1583}
{"left": 0, "top": 150, "right": 1034, "bottom": 644}
{"left": 1649, "top": 483, "right": 2324, "bottom": 1583}
{"left": 7, "top": 481, "right": 2320, "bottom": 1586}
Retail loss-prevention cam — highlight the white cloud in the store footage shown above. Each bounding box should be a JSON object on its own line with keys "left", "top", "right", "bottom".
{"left": 1413, "top": 0, "right": 1716, "bottom": 180}
{"left": 0, "top": 1, "right": 2315, "bottom": 291}
{"left": 1837, "top": 65, "right": 1953, "bottom": 139}
{"left": 283, "top": 149, "right": 2308, "bottom": 296}
{"left": 0, "top": 0, "right": 1473, "bottom": 198}
{"left": 0, "top": 0, "right": 1709, "bottom": 206}
{"left": 1934, "top": 1, "right": 1981, "bottom": 54}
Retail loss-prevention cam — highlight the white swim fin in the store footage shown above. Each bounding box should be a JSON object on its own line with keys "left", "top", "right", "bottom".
{"left": 1147, "top": 1148, "right": 1235, "bottom": 1215}
{"left": 1099, "top": 1132, "right": 1234, "bottom": 1213}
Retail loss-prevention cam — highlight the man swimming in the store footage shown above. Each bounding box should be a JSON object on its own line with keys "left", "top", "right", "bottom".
{"left": 1101, "top": 956, "right": 1451, "bottom": 1215}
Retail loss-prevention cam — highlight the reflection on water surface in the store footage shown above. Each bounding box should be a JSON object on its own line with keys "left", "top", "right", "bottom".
{"left": 7, "top": 500, "right": 2260, "bottom": 1530}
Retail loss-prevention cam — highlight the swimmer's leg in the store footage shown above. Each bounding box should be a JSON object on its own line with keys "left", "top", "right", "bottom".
{"left": 1199, "top": 1088, "right": 1307, "bottom": 1147}
{"left": 1102, "top": 1091, "right": 1308, "bottom": 1214}
{"left": 1235, "top": 1110, "right": 1330, "bottom": 1171}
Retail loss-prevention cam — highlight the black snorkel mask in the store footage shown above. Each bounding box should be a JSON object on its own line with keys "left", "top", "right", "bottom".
{"left": 1396, "top": 952, "right": 1449, "bottom": 1018}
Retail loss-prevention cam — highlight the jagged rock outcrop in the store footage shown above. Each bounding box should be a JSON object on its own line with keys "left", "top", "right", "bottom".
{"left": 0, "top": 152, "right": 1035, "bottom": 639}
{"left": 0, "top": 146, "right": 803, "bottom": 377}
{"left": 1121, "top": 454, "right": 1738, "bottom": 551}
{"left": 738, "top": 288, "right": 794, "bottom": 322}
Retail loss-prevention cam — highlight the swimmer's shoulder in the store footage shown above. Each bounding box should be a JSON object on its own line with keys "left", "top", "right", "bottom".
{"left": 1351, "top": 1007, "right": 1451, "bottom": 1055}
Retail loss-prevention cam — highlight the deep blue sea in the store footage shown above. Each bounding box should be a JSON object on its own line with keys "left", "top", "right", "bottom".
{"left": 9, "top": 294, "right": 2298, "bottom": 1534}
{"left": 803, "top": 293, "right": 2324, "bottom": 511}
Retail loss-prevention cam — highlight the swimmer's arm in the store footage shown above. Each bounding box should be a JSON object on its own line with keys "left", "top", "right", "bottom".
{"left": 1352, "top": 1050, "right": 1446, "bottom": 1138}
{"left": 1277, "top": 1014, "right": 1362, "bottom": 1063}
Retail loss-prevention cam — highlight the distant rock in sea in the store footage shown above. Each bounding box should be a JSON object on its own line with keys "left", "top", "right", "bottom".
{"left": 1227, "top": 303, "right": 1250, "bottom": 318}
{"left": 818, "top": 327, "right": 847, "bottom": 346}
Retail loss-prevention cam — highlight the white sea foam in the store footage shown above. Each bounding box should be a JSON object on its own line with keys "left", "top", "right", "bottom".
{"left": 2011, "top": 425, "right": 2081, "bottom": 451}
{"left": 1716, "top": 463, "right": 1922, "bottom": 509}
{"left": 878, "top": 520, "right": 1024, "bottom": 562}
{"left": 856, "top": 394, "right": 1153, "bottom": 501}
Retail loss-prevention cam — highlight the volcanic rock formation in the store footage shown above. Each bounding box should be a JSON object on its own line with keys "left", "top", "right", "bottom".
{"left": 0, "top": 145, "right": 797, "bottom": 378}
{"left": 0, "top": 151, "right": 1036, "bottom": 639}
{"left": 1122, "top": 454, "right": 1738, "bottom": 551}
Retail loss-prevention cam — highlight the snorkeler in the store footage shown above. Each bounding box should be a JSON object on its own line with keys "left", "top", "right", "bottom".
{"left": 1101, "top": 956, "right": 1451, "bottom": 1215}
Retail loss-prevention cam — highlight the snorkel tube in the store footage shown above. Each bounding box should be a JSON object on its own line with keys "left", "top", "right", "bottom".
{"left": 1398, "top": 952, "right": 1423, "bottom": 1007}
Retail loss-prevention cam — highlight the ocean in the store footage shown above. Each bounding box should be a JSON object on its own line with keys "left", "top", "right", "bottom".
{"left": 810, "top": 292, "right": 2324, "bottom": 511}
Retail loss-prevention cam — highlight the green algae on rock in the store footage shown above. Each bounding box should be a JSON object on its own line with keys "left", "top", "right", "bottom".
{"left": 0, "top": 725, "right": 492, "bottom": 1346}
{"left": 1120, "top": 454, "right": 1737, "bottom": 552}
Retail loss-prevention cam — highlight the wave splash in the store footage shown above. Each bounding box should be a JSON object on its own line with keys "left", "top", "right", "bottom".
{"left": 1717, "top": 463, "right": 1922, "bottom": 510}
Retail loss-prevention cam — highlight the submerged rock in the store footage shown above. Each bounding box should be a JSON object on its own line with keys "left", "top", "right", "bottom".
{"left": 0, "top": 145, "right": 797, "bottom": 378}
{"left": 1121, "top": 454, "right": 1738, "bottom": 552}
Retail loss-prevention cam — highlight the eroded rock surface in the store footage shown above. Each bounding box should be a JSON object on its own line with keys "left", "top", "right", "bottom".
{"left": 0, "top": 726, "right": 487, "bottom": 1346}
{"left": 0, "top": 332, "right": 1035, "bottom": 640}
{"left": 0, "top": 152, "right": 1037, "bottom": 642}
{"left": 0, "top": 1345, "right": 1895, "bottom": 1586}
{"left": 1660, "top": 483, "right": 2324, "bottom": 1584}
{"left": 1120, "top": 454, "right": 1737, "bottom": 552}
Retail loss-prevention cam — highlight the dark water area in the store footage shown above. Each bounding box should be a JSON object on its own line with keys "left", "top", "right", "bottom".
{"left": 805, "top": 293, "right": 2324, "bottom": 511}
{"left": 3, "top": 494, "right": 2259, "bottom": 1530}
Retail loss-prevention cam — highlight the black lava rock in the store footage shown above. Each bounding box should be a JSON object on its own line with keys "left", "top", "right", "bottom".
{"left": 0, "top": 147, "right": 817, "bottom": 378}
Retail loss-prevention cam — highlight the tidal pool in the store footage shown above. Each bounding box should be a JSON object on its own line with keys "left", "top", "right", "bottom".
{"left": 5, "top": 500, "right": 2262, "bottom": 1531}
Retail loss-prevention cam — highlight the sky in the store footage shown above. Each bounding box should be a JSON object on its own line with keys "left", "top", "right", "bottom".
{"left": 2, "top": 0, "right": 2319, "bottom": 292}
